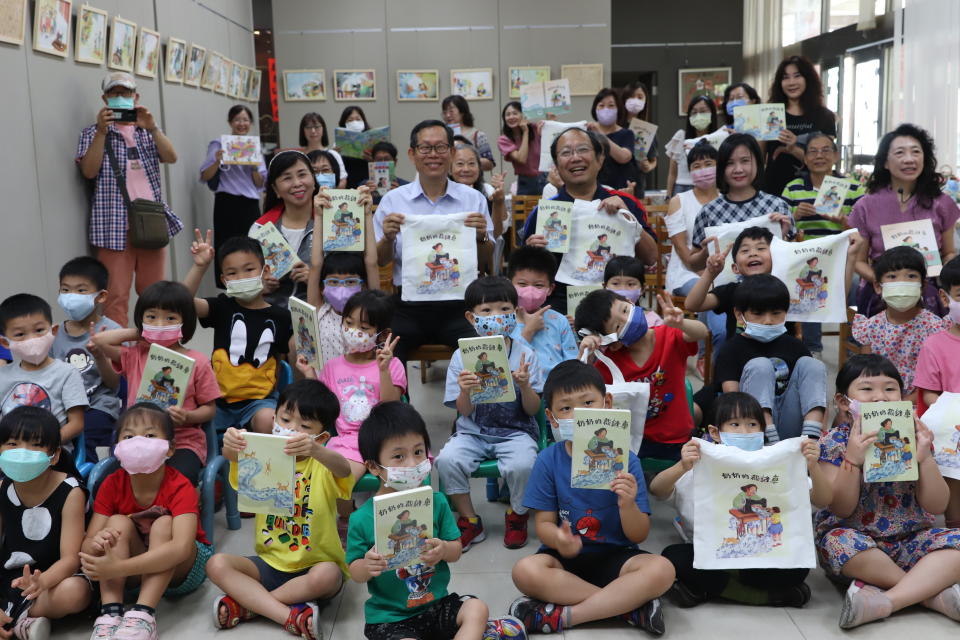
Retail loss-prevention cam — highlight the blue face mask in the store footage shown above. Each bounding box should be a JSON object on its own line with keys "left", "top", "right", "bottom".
{"left": 106, "top": 96, "right": 135, "bottom": 110}
{"left": 743, "top": 320, "right": 786, "bottom": 343}
{"left": 726, "top": 98, "right": 747, "bottom": 116}
{"left": 58, "top": 292, "right": 98, "bottom": 322}
{"left": 618, "top": 306, "right": 649, "bottom": 346}
{"left": 0, "top": 448, "right": 53, "bottom": 483}
{"left": 473, "top": 312, "right": 518, "bottom": 338}
{"left": 719, "top": 431, "right": 765, "bottom": 452}
{"left": 315, "top": 172, "right": 336, "bottom": 188}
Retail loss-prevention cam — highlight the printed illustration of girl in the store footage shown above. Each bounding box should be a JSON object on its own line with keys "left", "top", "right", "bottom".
{"left": 769, "top": 507, "right": 783, "bottom": 545}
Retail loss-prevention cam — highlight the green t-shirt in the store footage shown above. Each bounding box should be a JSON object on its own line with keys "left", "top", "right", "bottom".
{"left": 346, "top": 491, "right": 461, "bottom": 624}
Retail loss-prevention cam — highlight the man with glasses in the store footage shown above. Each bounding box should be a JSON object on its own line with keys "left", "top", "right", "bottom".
{"left": 374, "top": 120, "right": 494, "bottom": 363}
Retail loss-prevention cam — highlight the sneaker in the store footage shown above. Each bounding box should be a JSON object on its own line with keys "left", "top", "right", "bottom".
{"left": 622, "top": 598, "right": 665, "bottom": 636}
{"left": 113, "top": 610, "right": 158, "bottom": 640}
{"left": 923, "top": 583, "right": 960, "bottom": 621}
{"left": 483, "top": 615, "right": 527, "bottom": 640}
{"left": 13, "top": 616, "right": 50, "bottom": 640}
{"left": 666, "top": 580, "right": 707, "bottom": 608}
{"left": 89, "top": 614, "right": 122, "bottom": 640}
{"left": 503, "top": 510, "right": 529, "bottom": 549}
{"left": 838, "top": 580, "right": 892, "bottom": 629}
{"left": 456, "top": 516, "right": 486, "bottom": 552}
{"left": 213, "top": 594, "right": 257, "bottom": 630}
{"left": 283, "top": 602, "right": 321, "bottom": 640}
{"left": 508, "top": 597, "right": 565, "bottom": 634}
{"left": 770, "top": 582, "right": 811, "bottom": 608}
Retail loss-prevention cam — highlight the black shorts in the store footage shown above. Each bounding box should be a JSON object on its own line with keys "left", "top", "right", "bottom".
{"left": 248, "top": 556, "right": 310, "bottom": 592}
{"left": 364, "top": 593, "right": 466, "bottom": 640}
{"left": 538, "top": 547, "right": 647, "bottom": 588}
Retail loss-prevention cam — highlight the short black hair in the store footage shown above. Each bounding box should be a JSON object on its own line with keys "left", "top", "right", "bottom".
{"left": 228, "top": 105, "right": 253, "bottom": 122}
{"left": 836, "top": 354, "right": 904, "bottom": 395}
{"left": 306, "top": 149, "right": 342, "bottom": 185}
{"left": 733, "top": 274, "right": 790, "bottom": 314}
{"left": 732, "top": 226, "right": 774, "bottom": 255}
{"left": 464, "top": 276, "right": 518, "bottom": 311}
{"left": 507, "top": 246, "right": 557, "bottom": 283}
{"left": 590, "top": 88, "right": 626, "bottom": 123}
{"left": 574, "top": 289, "right": 627, "bottom": 335}
{"left": 550, "top": 127, "right": 604, "bottom": 163}
{"left": 342, "top": 289, "right": 393, "bottom": 334}
{"left": 686, "top": 140, "right": 719, "bottom": 169}
{"left": 543, "top": 360, "right": 606, "bottom": 412}
{"left": 0, "top": 294, "right": 52, "bottom": 336}
{"left": 133, "top": 281, "right": 197, "bottom": 343}
{"left": 872, "top": 245, "right": 926, "bottom": 282}
{"left": 603, "top": 256, "right": 645, "bottom": 284}
{"left": 371, "top": 141, "right": 398, "bottom": 160}
{"left": 218, "top": 236, "right": 264, "bottom": 269}
{"left": 278, "top": 379, "right": 340, "bottom": 435}
{"left": 713, "top": 392, "right": 766, "bottom": 430}
{"left": 0, "top": 406, "right": 61, "bottom": 452}
{"left": 338, "top": 105, "right": 369, "bottom": 129}
{"left": 940, "top": 255, "right": 960, "bottom": 291}
{"left": 116, "top": 402, "right": 176, "bottom": 442}
{"left": 409, "top": 120, "right": 454, "bottom": 150}
{"left": 358, "top": 401, "right": 432, "bottom": 464}
{"left": 59, "top": 256, "right": 109, "bottom": 291}
{"left": 320, "top": 252, "right": 365, "bottom": 282}
{"left": 716, "top": 133, "right": 764, "bottom": 194}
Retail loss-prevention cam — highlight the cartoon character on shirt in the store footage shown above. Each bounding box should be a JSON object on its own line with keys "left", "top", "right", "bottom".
{"left": 65, "top": 348, "right": 97, "bottom": 396}
{"left": 636, "top": 365, "right": 674, "bottom": 419}
{"left": 1, "top": 383, "right": 52, "bottom": 414}
{"left": 397, "top": 562, "right": 435, "bottom": 608}
{"left": 574, "top": 512, "right": 603, "bottom": 543}
{"left": 341, "top": 375, "right": 376, "bottom": 424}
{"left": 211, "top": 313, "right": 280, "bottom": 403}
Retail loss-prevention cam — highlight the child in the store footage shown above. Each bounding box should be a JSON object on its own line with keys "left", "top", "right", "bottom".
{"left": 91, "top": 281, "right": 221, "bottom": 485}
{"left": 183, "top": 232, "right": 293, "bottom": 434}
{"left": 0, "top": 294, "right": 87, "bottom": 446}
{"left": 81, "top": 403, "right": 212, "bottom": 639}
{"left": 435, "top": 276, "right": 544, "bottom": 550}
{"left": 0, "top": 407, "right": 90, "bottom": 639}
{"left": 506, "top": 246, "right": 577, "bottom": 380}
{"left": 307, "top": 251, "right": 367, "bottom": 365}
{"left": 649, "top": 392, "right": 829, "bottom": 608}
{"left": 208, "top": 380, "right": 353, "bottom": 639}
{"left": 853, "top": 246, "right": 949, "bottom": 402}
{"left": 817, "top": 354, "right": 960, "bottom": 629}
{"left": 51, "top": 256, "right": 122, "bottom": 462}
{"left": 602, "top": 255, "right": 664, "bottom": 328}
{"left": 713, "top": 275, "right": 826, "bottom": 441}
{"left": 510, "top": 360, "right": 674, "bottom": 635}
{"left": 576, "top": 290, "right": 707, "bottom": 461}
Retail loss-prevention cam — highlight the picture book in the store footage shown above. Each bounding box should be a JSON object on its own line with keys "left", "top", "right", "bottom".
{"left": 334, "top": 125, "right": 390, "bottom": 159}
{"left": 922, "top": 392, "right": 960, "bottom": 480}
{"left": 322, "top": 189, "right": 364, "bottom": 252}
{"left": 250, "top": 221, "right": 301, "bottom": 279}
{"left": 520, "top": 79, "right": 572, "bottom": 120}
{"left": 861, "top": 401, "right": 917, "bottom": 483}
{"left": 289, "top": 296, "right": 322, "bottom": 372}
{"left": 534, "top": 200, "right": 572, "bottom": 253}
{"left": 812, "top": 175, "right": 850, "bottom": 218}
{"left": 880, "top": 218, "right": 942, "bottom": 276}
{"left": 134, "top": 344, "right": 194, "bottom": 409}
{"left": 458, "top": 336, "right": 515, "bottom": 405}
{"left": 566, "top": 284, "right": 602, "bottom": 319}
{"left": 373, "top": 485, "right": 433, "bottom": 571}
{"left": 368, "top": 160, "right": 395, "bottom": 196}
{"left": 236, "top": 433, "right": 296, "bottom": 516}
{"left": 630, "top": 119, "right": 658, "bottom": 160}
{"left": 570, "top": 408, "right": 630, "bottom": 490}
{"left": 219, "top": 135, "right": 263, "bottom": 166}
{"left": 732, "top": 103, "right": 786, "bottom": 141}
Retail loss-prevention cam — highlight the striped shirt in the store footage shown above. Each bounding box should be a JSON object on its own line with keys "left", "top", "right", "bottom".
{"left": 691, "top": 191, "right": 793, "bottom": 248}
{"left": 781, "top": 175, "right": 864, "bottom": 237}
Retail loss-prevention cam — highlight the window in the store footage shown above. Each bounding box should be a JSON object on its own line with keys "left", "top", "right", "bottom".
{"left": 782, "top": 0, "right": 821, "bottom": 46}
{"left": 853, "top": 59, "right": 880, "bottom": 157}
{"left": 828, "top": 0, "right": 888, "bottom": 31}
{"left": 825, "top": 66, "right": 840, "bottom": 115}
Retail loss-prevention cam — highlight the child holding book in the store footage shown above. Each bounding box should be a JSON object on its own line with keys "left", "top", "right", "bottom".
{"left": 510, "top": 360, "right": 674, "bottom": 635}
{"left": 306, "top": 252, "right": 368, "bottom": 365}
{"left": 91, "top": 281, "right": 220, "bottom": 485}
{"left": 208, "top": 380, "right": 353, "bottom": 639}
{"left": 435, "top": 276, "right": 544, "bottom": 550}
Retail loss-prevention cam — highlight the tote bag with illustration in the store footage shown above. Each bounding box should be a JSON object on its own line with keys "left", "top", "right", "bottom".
{"left": 556, "top": 199, "right": 639, "bottom": 285}
{"left": 400, "top": 212, "right": 477, "bottom": 302}
{"left": 769, "top": 229, "right": 855, "bottom": 323}
{"left": 592, "top": 349, "right": 651, "bottom": 454}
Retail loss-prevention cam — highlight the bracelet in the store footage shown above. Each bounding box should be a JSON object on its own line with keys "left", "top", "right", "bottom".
{"left": 843, "top": 456, "right": 863, "bottom": 470}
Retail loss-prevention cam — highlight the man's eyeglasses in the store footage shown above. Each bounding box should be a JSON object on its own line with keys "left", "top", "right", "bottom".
{"left": 414, "top": 143, "right": 451, "bottom": 155}
{"left": 323, "top": 277, "right": 364, "bottom": 287}
{"left": 556, "top": 145, "right": 594, "bottom": 160}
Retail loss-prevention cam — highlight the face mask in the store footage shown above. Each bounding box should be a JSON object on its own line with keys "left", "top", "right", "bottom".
{"left": 596, "top": 108, "right": 618, "bottom": 126}
{"left": 473, "top": 312, "right": 518, "bottom": 338}
{"left": 691, "top": 166, "right": 717, "bottom": 190}
{"left": 224, "top": 269, "right": 264, "bottom": 301}
{"left": 515, "top": 286, "right": 548, "bottom": 314}
{"left": 324, "top": 285, "right": 361, "bottom": 314}
{"left": 843, "top": 395, "right": 861, "bottom": 419}
{"left": 726, "top": 98, "right": 747, "bottom": 116}
{"left": 315, "top": 172, "right": 337, "bottom": 188}
{"left": 106, "top": 96, "right": 135, "bottom": 110}
{"left": 949, "top": 298, "right": 960, "bottom": 325}
{"left": 742, "top": 321, "right": 786, "bottom": 343}
{"left": 719, "top": 431, "right": 765, "bottom": 452}
{"left": 344, "top": 120, "right": 365, "bottom": 132}
{"left": 7, "top": 332, "right": 55, "bottom": 366}
{"left": 551, "top": 418, "right": 575, "bottom": 443}
{"left": 611, "top": 288, "right": 642, "bottom": 304}
{"left": 114, "top": 436, "right": 169, "bottom": 474}
{"left": 617, "top": 306, "right": 648, "bottom": 346}
{"left": 881, "top": 281, "right": 922, "bottom": 311}
{"left": 272, "top": 422, "right": 298, "bottom": 437}
{"left": 0, "top": 448, "right": 53, "bottom": 483}
{"left": 689, "top": 112, "right": 712, "bottom": 131}
{"left": 58, "top": 292, "right": 98, "bottom": 322}
{"left": 141, "top": 323, "right": 183, "bottom": 347}
{"left": 342, "top": 326, "right": 380, "bottom": 354}
{"left": 379, "top": 458, "right": 431, "bottom": 491}
{"left": 625, "top": 98, "right": 645, "bottom": 114}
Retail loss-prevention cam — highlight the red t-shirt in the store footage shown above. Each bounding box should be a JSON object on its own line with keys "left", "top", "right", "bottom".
{"left": 94, "top": 465, "right": 209, "bottom": 544}
{"left": 595, "top": 325, "right": 696, "bottom": 444}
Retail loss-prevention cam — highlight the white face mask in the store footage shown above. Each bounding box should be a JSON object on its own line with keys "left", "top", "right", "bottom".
{"left": 379, "top": 459, "right": 431, "bottom": 491}
{"left": 224, "top": 268, "right": 264, "bottom": 301}
{"left": 625, "top": 97, "right": 645, "bottom": 114}
{"left": 551, "top": 418, "right": 575, "bottom": 443}
{"left": 881, "top": 281, "right": 922, "bottom": 311}
{"left": 342, "top": 326, "right": 380, "bottom": 354}
{"left": 344, "top": 120, "right": 365, "bottom": 132}
{"left": 949, "top": 298, "right": 960, "bottom": 325}
{"left": 272, "top": 422, "right": 297, "bottom": 437}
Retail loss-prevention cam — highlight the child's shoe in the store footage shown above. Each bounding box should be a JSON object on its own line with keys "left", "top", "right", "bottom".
{"left": 283, "top": 602, "right": 320, "bottom": 640}
{"left": 213, "top": 594, "right": 257, "bottom": 629}
{"left": 483, "top": 615, "right": 527, "bottom": 640}
{"left": 89, "top": 614, "right": 122, "bottom": 640}
{"left": 923, "top": 583, "right": 960, "bottom": 621}
{"left": 503, "top": 510, "right": 529, "bottom": 549}
{"left": 838, "top": 580, "right": 892, "bottom": 629}
{"left": 113, "top": 610, "right": 158, "bottom": 640}
{"left": 456, "top": 515, "right": 486, "bottom": 551}
{"left": 509, "top": 597, "right": 565, "bottom": 634}
{"left": 13, "top": 616, "right": 50, "bottom": 640}
{"left": 622, "top": 598, "right": 665, "bottom": 636}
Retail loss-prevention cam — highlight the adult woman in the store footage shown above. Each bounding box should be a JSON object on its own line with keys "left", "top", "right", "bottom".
{"left": 199, "top": 105, "right": 267, "bottom": 287}
{"left": 666, "top": 95, "right": 729, "bottom": 196}
{"left": 441, "top": 95, "right": 495, "bottom": 171}
{"left": 720, "top": 82, "right": 761, "bottom": 128}
{"left": 337, "top": 105, "right": 372, "bottom": 188}
{"left": 498, "top": 101, "right": 546, "bottom": 195}
{"left": 622, "top": 81, "right": 658, "bottom": 180}
{"left": 587, "top": 88, "right": 637, "bottom": 191}
{"left": 764, "top": 56, "right": 837, "bottom": 196}
{"left": 298, "top": 112, "right": 347, "bottom": 188}
{"left": 451, "top": 143, "right": 506, "bottom": 264}
{"left": 307, "top": 149, "right": 340, "bottom": 189}
{"left": 849, "top": 123, "right": 960, "bottom": 316}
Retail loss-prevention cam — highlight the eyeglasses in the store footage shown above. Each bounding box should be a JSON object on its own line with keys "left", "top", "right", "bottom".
{"left": 304, "top": 125, "right": 323, "bottom": 132}
{"left": 806, "top": 148, "right": 834, "bottom": 156}
{"left": 414, "top": 143, "right": 451, "bottom": 155}
{"left": 557, "top": 145, "right": 594, "bottom": 160}
{"left": 323, "top": 277, "right": 364, "bottom": 287}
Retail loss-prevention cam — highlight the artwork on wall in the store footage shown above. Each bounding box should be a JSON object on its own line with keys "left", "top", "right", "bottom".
{"left": 33, "top": 0, "right": 71, "bottom": 57}
{"left": 561, "top": 63, "right": 604, "bottom": 96}
{"left": 74, "top": 4, "right": 107, "bottom": 64}
{"left": 0, "top": 0, "right": 27, "bottom": 46}
{"left": 228, "top": 61, "right": 243, "bottom": 98}
{"left": 396, "top": 70, "right": 439, "bottom": 101}
{"left": 247, "top": 69, "right": 262, "bottom": 102}
{"left": 239, "top": 65, "right": 251, "bottom": 100}
{"left": 134, "top": 26, "right": 160, "bottom": 78}
{"left": 283, "top": 69, "right": 326, "bottom": 101}
{"left": 200, "top": 50, "right": 221, "bottom": 90}
{"left": 678, "top": 66, "right": 731, "bottom": 116}
{"left": 334, "top": 69, "right": 376, "bottom": 101}
{"left": 184, "top": 43, "right": 205, "bottom": 87}
{"left": 450, "top": 68, "right": 493, "bottom": 100}
{"left": 216, "top": 57, "right": 231, "bottom": 94}
{"left": 164, "top": 37, "right": 186, "bottom": 83}
{"left": 508, "top": 66, "right": 550, "bottom": 99}
{"left": 107, "top": 16, "right": 136, "bottom": 72}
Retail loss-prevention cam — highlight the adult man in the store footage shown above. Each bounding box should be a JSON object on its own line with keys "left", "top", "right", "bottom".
{"left": 373, "top": 120, "right": 494, "bottom": 363}
{"left": 77, "top": 72, "right": 181, "bottom": 325}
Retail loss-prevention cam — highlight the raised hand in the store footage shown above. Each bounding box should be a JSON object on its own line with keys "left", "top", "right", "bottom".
{"left": 135, "top": 105, "right": 156, "bottom": 131}
{"left": 680, "top": 438, "right": 701, "bottom": 471}
{"left": 284, "top": 431, "right": 318, "bottom": 458}
{"left": 458, "top": 370, "right": 481, "bottom": 394}
{"left": 191, "top": 228, "right": 215, "bottom": 267}
{"left": 657, "top": 291, "right": 684, "bottom": 329}
{"left": 519, "top": 305, "right": 550, "bottom": 335}
{"left": 801, "top": 438, "right": 821, "bottom": 469}
{"left": 376, "top": 333, "right": 400, "bottom": 372}
{"left": 598, "top": 196, "right": 626, "bottom": 216}
{"left": 382, "top": 213, "right": 405, "bottom": 241}
{"left": 86, "top": 321, "right": 108, "bottom": 358}
{"left": 313, "top": 189, "right": 332, "bottom": 212}
{"left": 611, "top": 470, "right": 638, "bottom": 506}
{"left": 357, "top": 185, "right": 373, "bottom": 211}
{"left": 295, "top": 354, "right": 317, "bottom": 380}
{"left": 512, "top": 353, "right": 531, "bottom": 388}
{"left": 915, "top": 416, "right": 934, "bottom": 464}
{"left": 705, "top": 238, "right": 730, "bottom": 276}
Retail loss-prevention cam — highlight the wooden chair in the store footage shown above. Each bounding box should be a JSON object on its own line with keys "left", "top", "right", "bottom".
{"left": 508, "top": 195, "right": 541, "bottom": 254}
{"left": 839, "top": 305, "right": 870, "bottom": 367}
{"left": 409, "top": 344, "right": 456, "bottom": 385}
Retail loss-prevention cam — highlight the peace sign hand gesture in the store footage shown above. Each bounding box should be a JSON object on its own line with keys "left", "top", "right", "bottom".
{"left": 512, "top": 352, "right": 531, "bottom": 389}
{"left": 657, "top": 292, "right": 684, "bottom": 329}
{"left": 191, "top": 228, "right": 215, "bottom": 267}
{"left": 705, "top": 238, "right": 730, "bottom": 277}
{"left": 376, "top": 332, "right": 400, "bottom": 372}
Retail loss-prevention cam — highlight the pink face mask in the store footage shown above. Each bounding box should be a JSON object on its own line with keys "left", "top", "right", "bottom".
{"left": 515, "top": 286, "right": 549, "bottom": 313}
{"left": 7, "top": 332, "right": 55, "bottom": 365}
{"left": 691, "top": 166, "right": 717, "bottom": 190}
{"left": 114, "top": 436, "right": 170, "bottom": 474}
{"left": 141, "top": 323, "right": 182, "bottom": 347}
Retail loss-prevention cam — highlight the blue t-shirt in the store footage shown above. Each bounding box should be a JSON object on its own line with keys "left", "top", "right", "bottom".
{"left": 523, "top": 441, "right": 650, "bottom": 553}
{"left": 511, "top": 310, "right": 578, "bottom": 382}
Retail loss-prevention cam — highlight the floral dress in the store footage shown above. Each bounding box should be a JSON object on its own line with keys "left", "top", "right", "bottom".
{"left": 850, "top": 309, "right": 948, "bottom": 395}
{"left": 815, "top": 421, "right": 960, "bottom": 575}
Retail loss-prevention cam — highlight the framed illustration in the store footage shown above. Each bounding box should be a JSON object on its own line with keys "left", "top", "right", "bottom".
{"left": 74, "top": 4, "right": 106, "bottom": 64}
{"left": 164, "top": 37, "right": 186, "bottom": 83}
{"left": 239, "top": 65, "right": 251, "bottom": 100}
{"left": 396, "top": 69, "right": 438, "bottom": 102}
{"left": 134, "top": 27, "right": 160, "bottom": 78}
{"left": 107, "top": 16, "right": 136, "bottom": 72}
{"left": 184, "top": 43, "right": 205, "bottom": 87}
{"left": 561, "top": 63, "right": 604, "bottom": 96}
{"left": 450, "top": 68, "right": 493, "bottom": 100}
{"left": 247, "top": 68, "right": 262, "bottom": 101}
{"left": 215, "top": 57, "right": 231, "bottom": 94}
{"left": 334, "top": 69, "right": 375, "bottom": 101}
{"left": 228, "top": 61, "right": 242, "bottom": 98}
{"left": 32, "top": 0, "right": 71, "bottom": 57}
{"left": 282, "top": 69, "right": 326, "bottom": 101}
{"left": 508, "top": 66, "right": 551, "bottom": 99}
{"left": 200, "top": 50, "right": 220, "bottom": 90}
{"left": 678, "top": 66, "right": 731, "bottom": 116}
{"left": 0, "top": 0, "right": 27, "bottom": 46}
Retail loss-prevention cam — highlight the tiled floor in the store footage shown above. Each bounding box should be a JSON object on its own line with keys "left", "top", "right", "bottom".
{"left": 57, "top": 333, "right": 955, "bottom": 639}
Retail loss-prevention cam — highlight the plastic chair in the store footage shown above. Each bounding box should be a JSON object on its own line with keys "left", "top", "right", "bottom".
{"left": 73, "top": 431, "right": 95, "bottom": 479}
{"left": 639, "top": 379, "right": 694, "bottom": 477}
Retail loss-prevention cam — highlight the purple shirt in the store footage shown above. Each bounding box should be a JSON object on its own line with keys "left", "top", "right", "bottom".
{"left": 200, "top": 139, "right": 267, "bottom": 201}
{"left": 848, "top": 187, "right": 960, "bottom": 260}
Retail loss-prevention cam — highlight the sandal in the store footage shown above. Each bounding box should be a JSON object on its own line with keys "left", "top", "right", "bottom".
{"left": 213, "top": 594, "right": 256, "bottom": 630}
{"left": 284, "top": 602, "right": 320, "bottom": 640}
